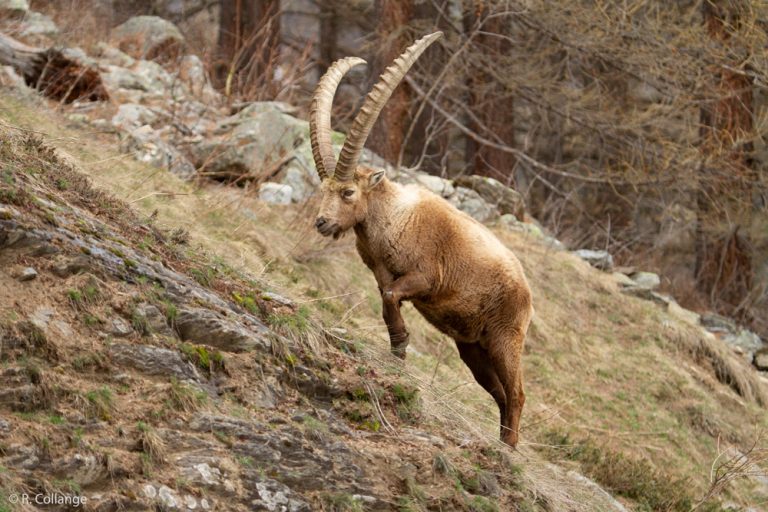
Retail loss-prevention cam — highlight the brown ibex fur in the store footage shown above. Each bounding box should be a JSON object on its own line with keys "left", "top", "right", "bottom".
{"left": 310, "top": 33, "right": 533, "bottom": 447}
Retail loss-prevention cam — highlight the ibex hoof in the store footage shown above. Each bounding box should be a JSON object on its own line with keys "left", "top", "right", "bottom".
{"left": 391, "top": 344, "right": 408, "bottom": 359}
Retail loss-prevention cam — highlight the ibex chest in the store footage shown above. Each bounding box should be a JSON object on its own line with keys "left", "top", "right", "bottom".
{"left": 354, "top": 226, "right": 410, "bottom": 278}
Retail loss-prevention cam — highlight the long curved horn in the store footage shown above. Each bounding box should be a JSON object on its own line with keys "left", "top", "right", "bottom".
{"left": 309, "top": 56, "right": 366, "bottom": 180}
{"left": 333, "top": 31, "right": 443, "bottom": 182}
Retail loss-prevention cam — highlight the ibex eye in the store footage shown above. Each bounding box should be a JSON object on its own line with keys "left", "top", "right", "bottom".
{"left": 342, "top": 189, "right": 355, "bottom": 198}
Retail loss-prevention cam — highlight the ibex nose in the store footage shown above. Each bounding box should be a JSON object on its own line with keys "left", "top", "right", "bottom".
{"left": 315, "top": 217, "right": 327, "bottom": 229}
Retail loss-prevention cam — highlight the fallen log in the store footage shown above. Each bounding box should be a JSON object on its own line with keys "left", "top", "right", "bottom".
{"left": 0, "top": 31, "right": 108, "bottom": 102}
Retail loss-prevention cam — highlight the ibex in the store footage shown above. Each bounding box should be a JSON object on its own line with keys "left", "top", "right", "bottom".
{"left": 309, "top": 32, "right": 533, "bottom": 447}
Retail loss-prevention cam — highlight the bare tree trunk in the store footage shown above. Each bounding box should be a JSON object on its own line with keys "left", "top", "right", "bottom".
{"left": 318, "top": 0, "right": 338, "bottom": 73}
{"left": 214, "top": 0, "right": 281, "bottom": 97}
{"left": 0, "top": 32, "right": 108, "bottom": 103}
{"left": 367, "top": 0, "right": 414, "bottom": 164}
{"left": 696, "top": 0, "right": 755, "bottom": 317}
{"left": 463, "top": 1, "right": 515, "bottom": 183}
{"left": 110, "top": 0, "right": 156, "bottom": 26}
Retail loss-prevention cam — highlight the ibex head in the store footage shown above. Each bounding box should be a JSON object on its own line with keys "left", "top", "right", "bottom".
{"left": 310, "top": 32, "right": 443, "bottom": 239}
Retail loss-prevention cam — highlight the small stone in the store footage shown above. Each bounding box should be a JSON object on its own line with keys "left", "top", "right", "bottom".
{"left": 700, "top": 313, "right": 737, "bottom": 334}
{"left": 630, "top": 271, "right": 660, "bottom": 290}
{"left": 754, "top": 348, "right": 768, "bottom": 371}
{"left": 259, "top": 183, "right": 293, "bottom": 205}
{"left": 573, "top": 249, "right": 614, "bottom": 271}
{"left": 157, "top": 485, "right": 179, "bottom": 509}
{"left": 17, "top": 267, "right": 38, "bottom": 281}
{"left": 261, "top": 292, "right": 294, "bottom": 308}
{"left": 109, "top": 317, "right": 133, "bottom": 337}
{"left": 133, "top": 302, "right": 173, "bottom": 336}
{"left": 142, "top": 484, "right": 157, "bottom": 499}
{"left": 0, "top": 418, "right": 11, "bottom": 433}
{"left": 52, "top": 255, "right": 92, "bottom": 277}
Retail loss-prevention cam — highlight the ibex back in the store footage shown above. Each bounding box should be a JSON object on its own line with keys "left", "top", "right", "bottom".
{"left": 308, "top": 32, "right": 533, "bottom": 447}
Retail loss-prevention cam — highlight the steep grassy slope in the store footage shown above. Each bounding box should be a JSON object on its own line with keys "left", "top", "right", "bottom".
{"left": 1, "top": 90, "right": 767, "bottom": 511}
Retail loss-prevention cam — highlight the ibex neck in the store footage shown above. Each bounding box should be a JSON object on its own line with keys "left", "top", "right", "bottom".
{"left": 355, "top": 177, "right": 403, "bottom": 238}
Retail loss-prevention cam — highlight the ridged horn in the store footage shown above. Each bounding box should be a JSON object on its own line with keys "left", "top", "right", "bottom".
{"left": 309, "top": 56, "right": 367, "bottom": 180}
{"left": 333, "top": 31, "right": 443, "bottom": 182}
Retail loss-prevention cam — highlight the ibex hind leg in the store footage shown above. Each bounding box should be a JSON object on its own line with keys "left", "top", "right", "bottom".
{"left": 456, "top": 342, "right": 507, "bottom": 434}
{"left": 487, "top": 334, "right": 525, "bottom": 448}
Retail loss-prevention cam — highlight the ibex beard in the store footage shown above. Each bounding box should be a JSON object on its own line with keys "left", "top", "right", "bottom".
{"left": 309, "top": 32, "right": 533, "bottom": 448}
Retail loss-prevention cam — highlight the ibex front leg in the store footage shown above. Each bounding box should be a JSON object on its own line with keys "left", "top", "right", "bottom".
{"left": 382, "top": 273, "right": 430, "bottom": 359}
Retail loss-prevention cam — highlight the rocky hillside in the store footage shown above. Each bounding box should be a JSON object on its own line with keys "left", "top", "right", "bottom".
{"left": 0, "top": 9, "right": 767, "bottom": 512}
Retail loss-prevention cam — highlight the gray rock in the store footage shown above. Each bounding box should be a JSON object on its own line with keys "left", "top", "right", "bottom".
{"left": 133, "top": 302, "right": 173, "bottom": 336}
{"left": 178, "top": 458, "right": 222, "bottom": 487}
{"left": 280, "top": 166, "right": 311, "bottom": 202}
{"left": 101, "top": 65, "right": 154, "bottom": 95}
{"left": 178, "top": 54, "right": 219, "bottom": 103}
{"left": 668, "top": 302, "right": 700, "bottom": 326}
{"left": 454, "top": 175, "right": 525, "bottom": 220}
{"left": 19, "top": 11, "right": 58, "bottom": 37}
{"left": 415, "top": 174, "right": 455, "bottom": 198}
{"left": 0, "top": 418, "right": 9, "bottom": 433}
{"left": 261, "top": 292, "right": 295, "bottom": 309}
{"left": 109, "top": 343, "right": 201, "bottom": 382}
{"left": 611, "top": 272, "right": 636, "bottom": 287}
{"left": 722, "top": 329, "right": 764, "bottom": 354}
{"left": 190, "top": 102, "right": 307, "bottom": 179}
{"left": 112, "top": 103, "right": 160, "bottom": 132}
{"left": 630, "top": 271, "right": 660, "bottom": 290}
{"left": 754, "top": 348, "right": 768, "bottom": 371}
{"left": 133, "top": 60, "right": 173, "bottom": 96}
{"left": 0, "top": 0, "right": 27, "bottom": 13}
{"left": 53, "top": 453, "right": 106, "bottom": 486}
{"left": 52, "top": 254, "right": 92, "bottom": 277}
{"left": 17, "top": 267, "right": 37, "bottom": 281}
{"left": 252, "top": 479, "right": 311, "bottom": 512}
{"left": 120, "top": 125, "right": 196, "bottom": 179}
{"left": 157, "top": 485, "right": 180, "bottom": 509}
{"left": 498, "top": 214, "right": 565, "bottom": 250}
{"left": 93, "top": 43, "right": 135, "bottom": 67}
{"left": 109, "top": 317, "right": 133, "bottom": 338}
{"left": 573, "top": 249, "right": 614, "bottom": 271}
{"left": 110, "top": 16, "right": 185, "bottom": 61}
{"left": 175, "top": 307, "right": 271, "bottom": 353}
{"left": 700, "top": 313, "right": 737, "bottom": 334}
{"left": 259, "top": 183, "right": 293, "bottom": 205}
{"left": 450, "top": 187, "right": 497, "bottom": 223}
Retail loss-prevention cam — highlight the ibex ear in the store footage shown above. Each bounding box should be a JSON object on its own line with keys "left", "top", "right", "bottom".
{"left": 368, "top": 169, "right": 386, "bottom": 190}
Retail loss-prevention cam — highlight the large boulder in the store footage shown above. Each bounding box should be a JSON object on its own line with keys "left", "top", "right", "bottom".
{"left": 449, "top": 187, "right": 497, "bottom": 223}
{"left": 110, "top": 16, "right": 185, "bottom": 62}
{"left": 454, "top": 175, "right": 525, "bottom": 220}
{"left": 189, "top": 103, "right": 307, "bottom": 181}
{"left": 109, "top": 343, "right": 202, "bottom": 383}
